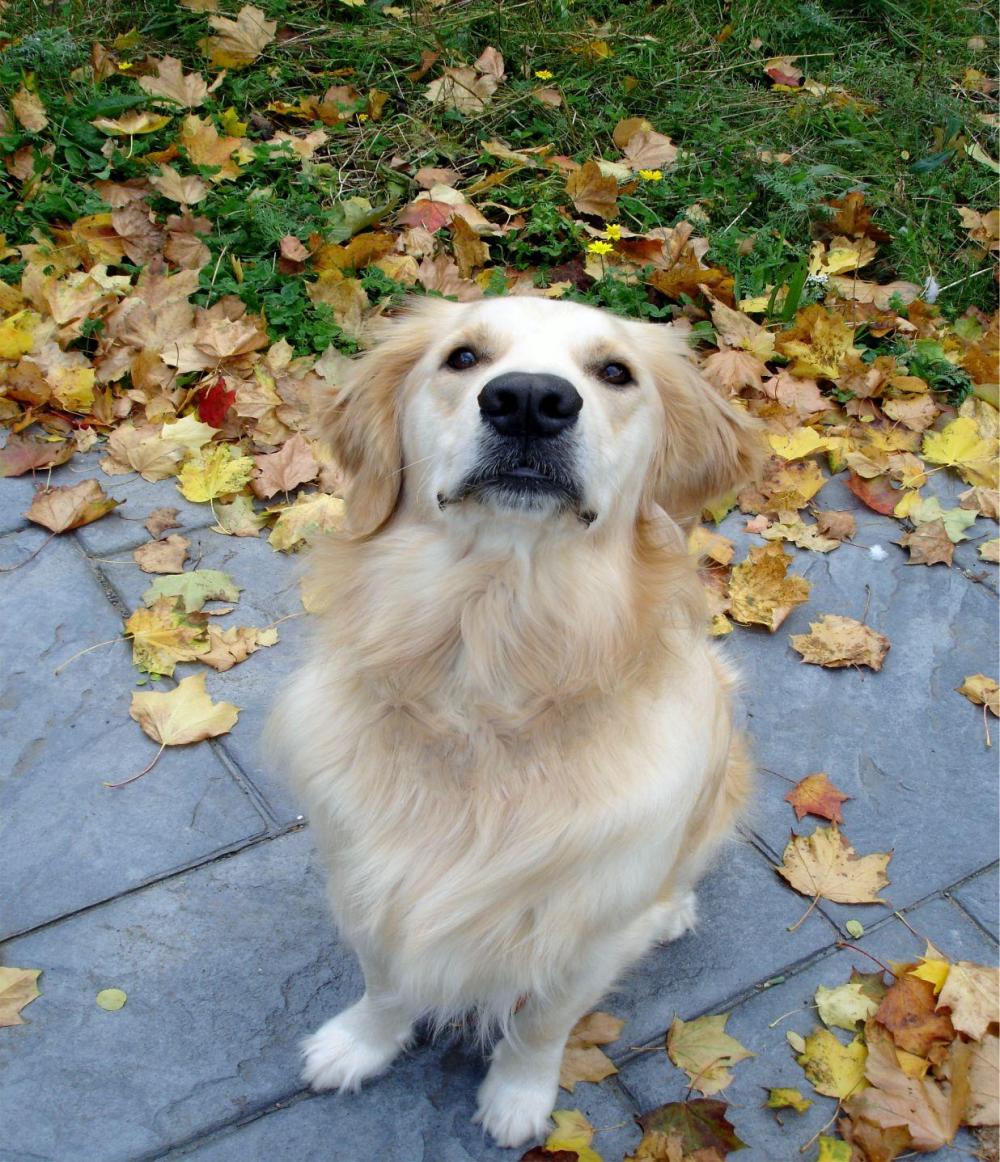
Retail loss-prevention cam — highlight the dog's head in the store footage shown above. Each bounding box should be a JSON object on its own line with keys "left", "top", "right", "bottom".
{"left": 316, "top": 296, "right": 760, "bottom": 538}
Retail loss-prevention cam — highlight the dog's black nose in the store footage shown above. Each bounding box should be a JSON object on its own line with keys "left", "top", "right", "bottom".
{"left": 478, "top": 373, "right": 583, "bottom": 439}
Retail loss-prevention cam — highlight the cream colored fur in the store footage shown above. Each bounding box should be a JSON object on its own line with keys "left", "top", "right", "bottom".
{"left": 268, "top": 296, "right": 760, "bottom": 1148}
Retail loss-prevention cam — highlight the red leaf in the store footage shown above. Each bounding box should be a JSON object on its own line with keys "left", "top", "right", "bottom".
{"left": 198, "top": 377, "right": 237, "bottom": 428}
{"left": 397, "top": 199, "right": 456, "bottom": 231}
{"left": 845, "top": 471, "right": 898, "bottom": 516}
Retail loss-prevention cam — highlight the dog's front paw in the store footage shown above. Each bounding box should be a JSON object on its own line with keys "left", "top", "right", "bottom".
{"left": 301, "top": 1004, "right": 405, "bottom": 1092}
{"left": 656, "top": 890, "right": 698, "bottom": 943}
{"left": 474, "top": 1066, "right": 556, "bottom": 1148}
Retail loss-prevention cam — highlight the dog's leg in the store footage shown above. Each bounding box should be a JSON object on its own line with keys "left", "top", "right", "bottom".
{"left": 302, "top": 959, "right": 416, "bottom": 1093}
{"left": 475, "top": 919, "right": 657, "bottom": 1148}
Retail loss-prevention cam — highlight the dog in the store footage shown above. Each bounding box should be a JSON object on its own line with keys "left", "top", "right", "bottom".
{"left": 269, "top": 295, "right": 760, "bottom": 1148}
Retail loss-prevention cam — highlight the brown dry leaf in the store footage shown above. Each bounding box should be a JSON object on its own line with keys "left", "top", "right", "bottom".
{"left": 785, "top": 773, "right": 851, "bottom": 824}
{"left": 729, "top": 543, "right": 811, "bottom": 631}
{"left": 790, "top": 615, "right": 890, "bottom": 671}
{"left": 815, "top": 511, "right": 856, "bottom": 541}
{"left": 957, "top": 675, "right": 1000, "bottom": 717}
{"left": 559, "top": 1010, "right": 624, "bottom": 1092}
{"left": 566, "top": 160, "right": 619, "bottom": 221}
{"left": 666, "top": 1013, "right": 754, "bottom": 1096}
{"left": 959, "top": 487, "right": 1000, "bottom": 521}
{"left": 424, "top": 50, "right": 505, "bottom": 114}
{"left": 838, "top": 1115, "right": 912, "bottom": 1162}
{"left": 25, "top": 480, "right": 120, "bottom": 534}
{"left": 0, "top": 967, "right": 41, "bottom": 1027}
{"left": 251, "top": 433, "right": 319, "bottom": 499}
{"left": 124, "top": 598, "right": 209, "bottom": 676}
{"left": 200, "top": 625, "right": 279, "bottom": 672}
{"left": 0, "top": 436, "right": 74, "bottom": 478}
{"left": 451, "top": 214, "right": 491, "bottom": 279}
{"left": 688, "top": 526, "right": 735, "bottom": 566}
{"left": 778, "top": 825, "right": 891, "bottom": 906}
{"left": 958, "top": 208, "right": 1000, "bottom": 255}
{"left": 967, "top": 1033, "right": 999, "bottom": 1127}
{"left": 938, "top": 961, "right": 1000, "bottom": 1040}
{"left": 875, "top": 975, "right": 956, "bottom": 1058}
{"left": 145, "top": 508, "right": 181, "bottom": 537}
{"left": 622, "top": 129, "right": 678, "bottom": 172}
{"left": 139, "top": 56, "right": 220, "bottom": 107}
{"left": 845, "top": 1023, "right": 969, "bottom": 1152}
{"left": 775, "top": 305, "right": 861, "bottom": 380}
{"left": 149, "top": 164, "right": 210, "bottom": 205}
{"left": 883, "top": 395, "right": 941, "bottom": 432}
{"left": 101, "top": 424, "right": 185, "bottom": 482}
{"left": 133, "top": 534, "right": 190, "bottom": 575}
{"left": 199, "top": 4, "right": 277, "bottom": 68}
{"left": 898, "top": 520, "right": 954, "bottom": 567}
{"left": 178, "top": 114, "right": 244, "bottom": 181}
{"left": 130, "top": 672, "right": 239, "bottom": 745}
{"left": 12, "top": 87, "right": 48, "bottom": 131}
{"left": 701, "top": 349, "right": 768, "bottom": 393}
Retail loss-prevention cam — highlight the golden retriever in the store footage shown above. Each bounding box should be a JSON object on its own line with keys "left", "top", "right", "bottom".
{"left": 270, "top": 295, "right": 760, "bottom": 1148}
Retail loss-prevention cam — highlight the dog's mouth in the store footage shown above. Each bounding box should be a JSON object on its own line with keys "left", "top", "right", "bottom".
{"left": 439, "top": 439, "right": 594, "bottom": 525}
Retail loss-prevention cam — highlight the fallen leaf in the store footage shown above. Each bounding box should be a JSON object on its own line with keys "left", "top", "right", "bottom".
{"left": 875, "top": 975, "right": 955, "bottom": 1057}
{"left": 778, "top": 825, "right": 891, "bottom": 906}
{"left": 796, "top": 1026, "right": 868, "bottom": 1099}
{"left": 938, "top": 961, "right": 1000, "bottom": 1039}
{"left": 765, "top": 56, "right": 803, "bottom": 86}
{"left": 124, "top": 599, "right": 209, "bottom": 676}
{"left": 667, "top": 1012, "right": 754, "bottom": 1095}
{"left": 838, "top": 1115, "right": 912, "bottom": 1162}
{"left": 980, "top": 539, "right": 1000, "bottom": 563}
{"left": 958, "top": 675, "right": 1000, "bottom": 717}
{"left": 923, "top": 417, "right": 998, "bottom": 489}
{"left": 25, "top": 480, "right": 120, "bottom": 533}
{"left": 143, "top": 568, "right": 241, "bottom": 612}
{"left": 636, "top": 1099, "right": 746, "bottom": 1157}
{"left": 200, "top": 624, "right": 279, "bottom": 672}
{"left": 766, "top": 1087, "right": 812, "bottom": 1113}
{"left": 622, "top": 129, "right": 677, "bottom": 172}
{"left": 959, "top": 487, "right": 999, "bottom": 521}
{"left": 775, "top": 305, "right": 860, "bottom": 380}
{"left": 139, "top": 55, "right": 219, "bottom": 108}
{"left": 785, "top": 773, "right": 851, "bottom": 824}
{"left": 897, "top": 520, "right": 954, "bottom": 567}
{"left": 815, "top": 511, "right": 857, "bottom": 542}
{"left": 268, "top": 492, "right": 345, "bottom": 551}
{"left": 688, "top": 526, "right": 735, "bottom": 566}
{"left": 729, "top": 543, "right": 811, "bottom": 631}
{"left": 0, "top": 436, "right": 74, "bottom": 477}
{"left": 12, "top": 87, "right": 49, "bottom": 131}
{"left": 199, "top": 3, "right": 277, "bottom": 68}
{"left": 145, "top": 508, "right": 181, "bottom": 537}
{"left": 816, "top": 1137, "right": 852, "bottom": 1162}
{"left": 133, "top": 534, "right": 190, "bottom": 574}
{"left": 0, "top": 967, "right": 41, "bottom": 1027}
{"left": 211, "top": 495, "right": 266, "bottom": 537}
{"left": 845, "top": 471, "right": 899, "bottom": 516}
{"left": 543, "top": 1109, "right": 602, "bottom": 1162}
{"left": 251, "top": 432, "right": 319, "bottom": 498}
{"left": 566, "top": 160, "right": 619, "bottom": 221}
{"left": 101, "top": 424, "right": 185, "bottom": 482}
{"left": 845, "top": 1022, "right": 968, "bottom": 1151}
{"left": 790, "top": 615, "right": 890, "bottom": 671}
{"left": 967, "top": 1033, "right": 999, "bottom": 1127}
{"left": 92, "top": 111, "right": 172, "bottom": 136}
{"left": 177, "top": 444, "right": 256, "bottom": 502}
{"left": 96, "top": 988, "right": 127, "bottom": 1011}
{"left": 150, "top": 164, "right": 210, "bottom": 205}
{"left": 815, "top": 982, "right": 880, "bottom": 1032}
{"left": 768, "top": 427, "right": 829, "bottom": 461}
{"left": 130, "top": 672, "right": 239, "bottom": 748}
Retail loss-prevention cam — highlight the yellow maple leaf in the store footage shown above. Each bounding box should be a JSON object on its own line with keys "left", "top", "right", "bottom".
{"left": 809, "top": 236, "right": 877, "bottom": 276}
{"left": 545, "top": 1110, "right": 603, "bottom": 1162}
{"left": 775, "top": 305, "right": 861, "bottom": 379}
{"left": 778, "top": 825, "right": 891, "bottom": 905}
{"left": 268, "top": 492, "right": 346, "bottom": 552}
{"left": 923, "top": 417, "right": 998, "bottom": 489}
{"left": 768, "top": 427, "right": 829, "bottom": 461}
{"left": 124, "top": 599, "right": 209, "bottom": 677}
{"left": 729, "top": 543, "right": 811, "bottom": 631}
{"left": 177, "top": 443, "right": 255, "bottom": 502}
{"left": 198, "top": 4, "right": 278, "bottom": 68}
{"left": 0, "top": 309, "right": 41, "bottom": 358}
{"left": 796, "top": 1026, "right": 868, "bottom": 1100}
{"left": 666, "top": 1012, "right": 754, "bottom": 1095}
{"left": 92, "top": 111, "right": 172, "bottom": 135}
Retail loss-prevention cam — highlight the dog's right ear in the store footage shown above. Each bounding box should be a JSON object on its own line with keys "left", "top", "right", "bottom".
{"left": 313, "top": 300, "right": 451, "bottom": 538}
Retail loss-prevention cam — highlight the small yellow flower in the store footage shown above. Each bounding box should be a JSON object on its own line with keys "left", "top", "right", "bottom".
{"left": 534, "top": 69, "right": 554, "bottom": 81}
{"left": 603, "top": 224, "right": 622, "bottom": 240}
{"left": 357, "top": 113, "right": 369, "bottom": 122}
{"left": 639, "top": 169, "right": 663, "bottom": 182}
{"left": 587, "top": 240, "right": 614, "bottom": 256}
{"left": 117, "top": 61, "right": 134, "bottom": 71}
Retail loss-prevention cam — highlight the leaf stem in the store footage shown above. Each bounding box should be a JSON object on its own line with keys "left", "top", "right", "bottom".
{"left": 104, "top": 743, "right": 166, "bottom": 788}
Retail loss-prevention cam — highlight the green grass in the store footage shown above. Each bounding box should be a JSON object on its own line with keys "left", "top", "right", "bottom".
{"left": 1, "top": 0, "right": 996, "bottom": 353}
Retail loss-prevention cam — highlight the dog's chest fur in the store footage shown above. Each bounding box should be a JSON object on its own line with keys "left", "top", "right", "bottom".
{"left": 278, "top": 520, "right": 728, "bottom": 1014}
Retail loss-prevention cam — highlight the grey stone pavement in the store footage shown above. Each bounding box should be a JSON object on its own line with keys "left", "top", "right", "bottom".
{"left": 1, "top": 453, "right": 998, "bottom": 1162}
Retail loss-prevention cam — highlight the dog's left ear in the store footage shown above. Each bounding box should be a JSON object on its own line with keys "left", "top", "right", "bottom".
{"left": 644, "top": 326, "right": 763, "bottom": 526}
{"left": 313, "top": 300, "right": 451, "bottom": 538}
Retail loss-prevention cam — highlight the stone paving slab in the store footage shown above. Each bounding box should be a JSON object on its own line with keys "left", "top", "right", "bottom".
{"left": 616, "top": 895, "right": 998, "bottom": 1162}
{"left": 0, "top": 528, "right": 266, "bottom": 939}
{"left": 715, "top": 481, "right": 999, "bottom": 927}
{"left": 951, "top": 863, "right": 1000, "bottom": 940}
{"left": 97, "top": 527, "right": 310, "bottom": 825}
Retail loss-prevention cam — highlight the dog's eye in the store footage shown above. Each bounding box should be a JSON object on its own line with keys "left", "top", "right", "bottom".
{"left": 445, "top": 347, "right": 479, "bottom": 371}
{"left": 598, "top": 361, "right": 633, "bottom": 386}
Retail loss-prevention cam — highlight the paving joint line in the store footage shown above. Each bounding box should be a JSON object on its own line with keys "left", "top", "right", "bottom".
{"left": 207, "top": 736, "right": 286, "bottom": 834}
{"left": 3, "top": 825, "right": 305, "bottom": 945}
